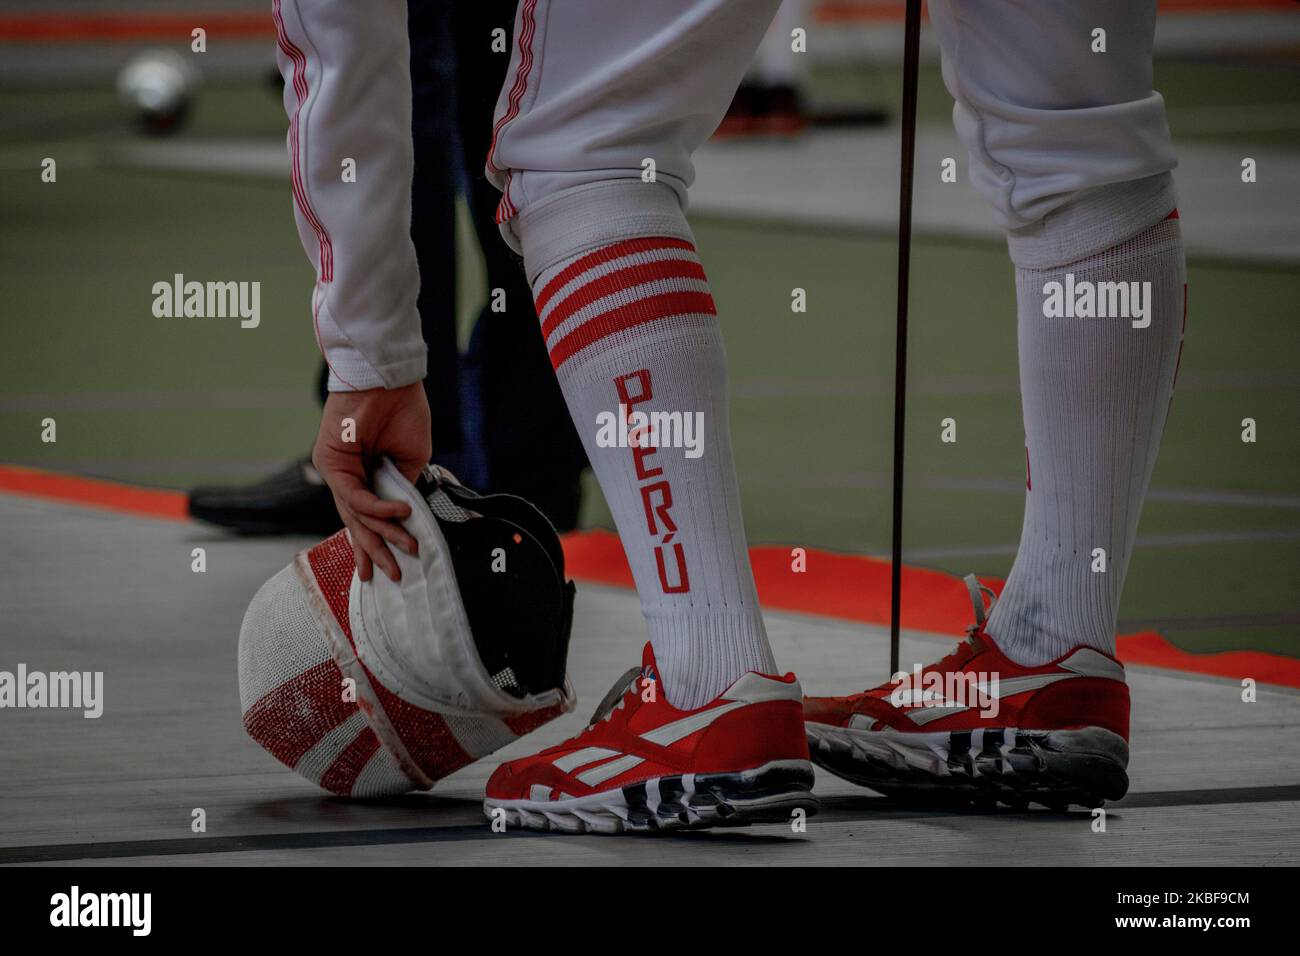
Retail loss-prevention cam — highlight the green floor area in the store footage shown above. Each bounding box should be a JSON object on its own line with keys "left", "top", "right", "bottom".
{"left": 3, "top": 54, "right": 1296, "bottom": 148}
{"left": 1, "top": 73, "right": 1296, "bottom": 660}
{"left": 814, "top": 56, "right": 1300, "bottom": 150}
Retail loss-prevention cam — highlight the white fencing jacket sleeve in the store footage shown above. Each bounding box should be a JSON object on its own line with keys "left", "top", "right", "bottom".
{"left": 272, "top": 0, "right": 425, "bottom": 392}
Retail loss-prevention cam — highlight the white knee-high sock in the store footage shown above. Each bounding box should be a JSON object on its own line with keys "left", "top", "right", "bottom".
{"left": 986, "top": 210, "right": 1186, "bottom": 665}
{"left": 529, "top": 232, "right": 775, "bottom": 708}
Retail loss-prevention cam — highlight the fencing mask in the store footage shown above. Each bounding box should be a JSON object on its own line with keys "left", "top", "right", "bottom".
{"left": 237, "top": 459, "right": 577, "bottom": 797}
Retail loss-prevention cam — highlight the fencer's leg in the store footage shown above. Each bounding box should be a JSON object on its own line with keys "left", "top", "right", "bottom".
{"left": 487, "top": 0, "right": 783, "bottom": 709}
{"left": 523, "top": 188, "right": 774, "bottom": 711}
{"left": 930, "top": 0, "right": 1184, "bottom": 664}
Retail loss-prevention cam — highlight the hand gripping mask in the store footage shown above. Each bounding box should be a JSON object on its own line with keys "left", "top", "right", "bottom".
{"left": 237, "top": 459, "right": 577, "bottom": 797}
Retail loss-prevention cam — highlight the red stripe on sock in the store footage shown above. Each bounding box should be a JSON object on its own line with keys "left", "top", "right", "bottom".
{"left": 547, "top": 291, "right": 716, "bottom": 371}
{"left": 534, "top": 237, "right": 696, "bottom": 316}
{"left": 1165, "top": 208, "right": 1180, "bottom": 220}
{"left": 539, "top": 259, "right": 708, "bottom": 341}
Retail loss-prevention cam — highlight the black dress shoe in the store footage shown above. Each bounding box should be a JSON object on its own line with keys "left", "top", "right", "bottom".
{"left": 188, "top": 457, "right": 342, "bottom": 536}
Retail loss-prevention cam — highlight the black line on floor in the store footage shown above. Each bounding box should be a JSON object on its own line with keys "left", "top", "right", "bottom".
{"left": 814, "top": 783, "right": 1300, "bottom": 820}
{"left": 3, "top": 784, "right": 1298, "bottom": 864}
{"left": 0, "top": 823, "right": 523, "bottom": 864}
{"left": 1116, "top": 784, "right": 1300, "bottom": 808}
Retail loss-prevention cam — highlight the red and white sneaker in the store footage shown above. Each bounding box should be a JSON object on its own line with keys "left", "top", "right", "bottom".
{"left": 483, "top": 644, "right": 819, "bottom": 834}
{"left": 803, "top": 577, "right": 1130, "bottom": 810}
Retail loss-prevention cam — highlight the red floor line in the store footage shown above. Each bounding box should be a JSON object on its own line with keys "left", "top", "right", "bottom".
{"left": 563, "top": 529, "right": 1300, "bottom": 690}
{"left": 0, "top": 13, "right": 274, "bottom": 42}
{"left": 2, "top": 464, "right": 1296, "bottom": 689}
{"left": 0, "top": 464, "right": 189, "bottom": 521}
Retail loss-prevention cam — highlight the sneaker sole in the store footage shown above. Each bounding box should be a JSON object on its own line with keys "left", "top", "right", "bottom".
{"left": 806, "top": 723, "right": 1128, "bottom": 810}
{"left": 483, "top": 759, "right": 820, "bottom": 835}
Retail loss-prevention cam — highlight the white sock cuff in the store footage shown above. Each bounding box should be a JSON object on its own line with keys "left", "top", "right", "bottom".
{"left": 512, "top": 180, "right": 697, "bottom": 286}
{"left": 647, "top": 608, "right": 776, "bottom": 709}
{"left": 1006, "top": 172, "right": 1178, "bottom": 270}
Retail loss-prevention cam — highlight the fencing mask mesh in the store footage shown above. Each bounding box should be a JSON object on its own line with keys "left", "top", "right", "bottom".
{"left": 237, "top": 461, "right": 576, "bottom": 797}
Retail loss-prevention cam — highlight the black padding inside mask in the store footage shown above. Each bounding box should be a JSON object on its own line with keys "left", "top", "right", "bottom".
{"left": 424, "top": 480, "right": 574, "bottom": 699}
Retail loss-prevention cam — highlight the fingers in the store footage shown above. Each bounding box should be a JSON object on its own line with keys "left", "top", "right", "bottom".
{"left": 316, "top": 447, "right": 409, "bottom": 584}
{"left": 355, "top": 509, "right": 418, "bottom": 557}
{"left": 330, "top": 475, "right": 407, "bottom": 582}
{"left": 340, "top": 483, "right": 412, "bottom": 523}
{"left": 391, "top": 447, "right": 431, "bottom": 485}
{"left": 337, "top": 481, "right": 418, "bottom": 569}
{"left": 346, "top": 529, "right": 374, "bottom": 583}
{"left": 311, "top": 383, "right": 433, "bottom": 581}
{"left": 338, "top": 497, "right": 402, "bottom": 582}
